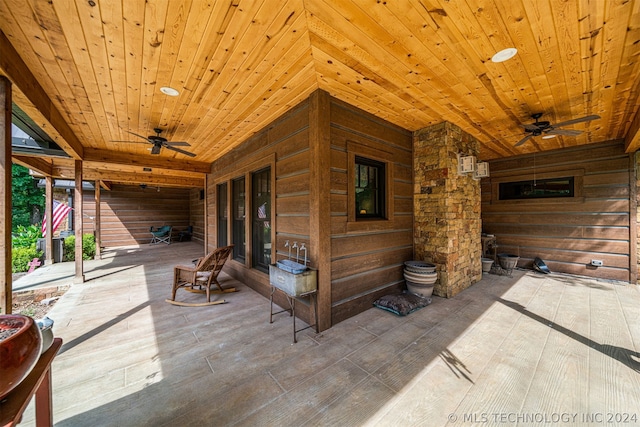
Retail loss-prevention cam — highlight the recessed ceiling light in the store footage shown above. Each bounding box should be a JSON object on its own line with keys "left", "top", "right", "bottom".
{"left": 491, "top": 48, "right": 518, "bottom": 63}
{"left": 542, "top": 134, "right": 557, "bottom": 139}
{"left": 160, "top": 86, "right": 179, "bottom": 96}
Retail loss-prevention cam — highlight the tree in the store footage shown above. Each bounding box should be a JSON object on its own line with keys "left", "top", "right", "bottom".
{"left": 11, "top": 164, "right": 44, "bottom": 231}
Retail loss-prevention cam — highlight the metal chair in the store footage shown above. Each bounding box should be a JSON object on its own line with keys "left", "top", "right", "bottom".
{"left": 150, "top": 225, "right": 172, "bottom": 244}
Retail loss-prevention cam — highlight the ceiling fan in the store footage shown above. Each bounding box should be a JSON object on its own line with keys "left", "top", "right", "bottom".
{"left": 112, "top": 128, "right": 196, "bottom": 157}
{"left": 516, "top": 113, "right": 600, "bottom": 147}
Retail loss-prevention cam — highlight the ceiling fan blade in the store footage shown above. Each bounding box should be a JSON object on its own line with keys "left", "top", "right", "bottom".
{"left": 150, "top": 145, "right": 162, "bottom": 155}
{"left": 522, "top": 124, "right": 541, "bottom": 131}
{"left": 165, "top": 141, "right": 190, "bottom": 147}
{"left": 125, "top": 130, "right": 151, "bottom": 141}
{"left": 552, "top": 114, "right": 600, "bottom": 128}
{"left": 515, "top": 134, "right": 534, "bottom": 147}
{"left": 165, "top": 145, "right": 196, "bottom": 157}
{"left": 547, "top": 129, "right": 582, "bottom": 136}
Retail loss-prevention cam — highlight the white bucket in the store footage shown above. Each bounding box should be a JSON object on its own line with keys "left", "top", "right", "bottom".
{"left": 481, "top": 258, "right": 494, "bottom": 273}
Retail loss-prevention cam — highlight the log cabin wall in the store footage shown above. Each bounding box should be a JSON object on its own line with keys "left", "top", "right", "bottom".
{"left": 207, "top": 98, "right": 313, "bottom": 321}
{"left": 328, "top": 98, "right": 413, "bottom": 324}
{"left": 189, "top": 188, "right": 205, "bottom": 243}
{"left": 207, "top": 89, "right": 414, "bottom": 329}
{"left": 482, "top": 140, "right": 636, "bottom": 283}
{"left": 82, "top": 184, "right": 191, "bottom": 247}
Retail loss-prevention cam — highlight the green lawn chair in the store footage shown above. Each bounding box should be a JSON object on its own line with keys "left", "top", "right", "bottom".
{"left": 150, "top": 225, "right": 172, "bottom": 244}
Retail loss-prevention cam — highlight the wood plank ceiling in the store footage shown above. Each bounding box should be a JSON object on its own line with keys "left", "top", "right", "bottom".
{"left": 1, "top": 0, "right": 639, "bottom": 187}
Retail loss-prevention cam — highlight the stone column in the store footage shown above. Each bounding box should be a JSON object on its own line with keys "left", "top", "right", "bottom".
{"left": 413, "top": 122, "right": 482, "bottom": 297}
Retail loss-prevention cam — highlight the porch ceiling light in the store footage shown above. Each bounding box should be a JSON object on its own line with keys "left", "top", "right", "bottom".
{"left": 160, "top": 86, "right": 179, "bottom": 96}
{"left": 491, "top": 47, "right": 518, "bottom": 63}
{"left": 541, "top": 134, "right": 557, "bottom": 139}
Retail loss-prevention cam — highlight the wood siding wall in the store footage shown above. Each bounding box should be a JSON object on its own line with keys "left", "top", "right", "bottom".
{"left": 482, "top": 141, "right": 635, "bottom": 282}
{"left": 189, "top": 188, "right": 205, "bottom": 243}
{"left": 83, "top": 184, "right": 192, "bottom": 247}
{"left": 207, "top": 90, "right": 414, "bottom": 329}
{"left": 328, "top": 99, "right": 413, "bottom": 324}
{"left": 207, "top": 99, "right": 313, "bottom": 320}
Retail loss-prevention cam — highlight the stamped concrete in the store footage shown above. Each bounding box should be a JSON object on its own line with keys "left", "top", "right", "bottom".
{"left": 13, "top": 243, "right": 640, "bottom": 426}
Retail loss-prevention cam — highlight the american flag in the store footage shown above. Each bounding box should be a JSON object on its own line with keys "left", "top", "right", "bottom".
{"left": 257, "top": 202, "right": 267, "bottom": 219}
{"left": 257, "top": 202, "right": 269, "bottom": 228}
{"left": 42, "top": 200, "right": 72, "bottom": 237}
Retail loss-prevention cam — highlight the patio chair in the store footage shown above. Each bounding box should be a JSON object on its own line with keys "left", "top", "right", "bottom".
{"left": 150, "top": 225, "right": 172, "bottom": 245}
{"left": 168, "top": 245, "right": 235, "bottom": 306}
{"left": 177, "top": 226, "right": 193, "bottom": 242}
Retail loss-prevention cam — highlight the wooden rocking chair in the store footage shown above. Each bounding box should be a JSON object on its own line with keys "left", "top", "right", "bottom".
{"left": 167, "top": 245, "right": 235, "bottom": 307}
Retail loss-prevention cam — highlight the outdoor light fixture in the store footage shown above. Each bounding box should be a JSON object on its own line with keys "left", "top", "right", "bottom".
{"left": 160, "top": 86, "right": 180, "bottom": 96}
{"left": 541, "top": 134, "right": 557, "bottom": 139}
{"left": 474, "top": 162, "right": 490, "bottom": 179}
{"left": 491, "top": 47, "right": 518, "bottom": 63}
{"left": 457, "top": 153, "right": 477, "bottom": 175}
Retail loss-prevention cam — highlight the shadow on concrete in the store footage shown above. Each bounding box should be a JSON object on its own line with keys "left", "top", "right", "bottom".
{"left": 499, "top": 297, "right": 640, "bottom": 373}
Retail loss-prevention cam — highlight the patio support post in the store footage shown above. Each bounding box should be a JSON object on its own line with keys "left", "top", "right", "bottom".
{"left": 44, "top": 176, "right": 53, "bottom": 264}
{"left": 0, "top": 76, "right": 11, "bottom": 314}
{"left": 204, "top": 175, "right": 208, "bottom": 253}
{"left": 74, "top": 159, "right": 84, "bottom": 283}
{"left": 309, "top": 89, "right": 332, "bottom": 331}
{"left": 94, "top": 180, "right": 101, "bottom": 260}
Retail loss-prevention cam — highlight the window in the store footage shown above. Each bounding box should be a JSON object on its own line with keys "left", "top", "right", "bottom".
{"left": 217, "top": 183, "right": 228, "bottom": 247}
{"left": 232, "top": 177, "right": 245, "bottom": 261}
{"left": 499, "top": 177, "right": 574, "bottom": 200}
{"left": 355, "top": 156, "right": 386, "bottom": 219}
{"left": 252, "top": 168, "right": 271, "bottom": 272}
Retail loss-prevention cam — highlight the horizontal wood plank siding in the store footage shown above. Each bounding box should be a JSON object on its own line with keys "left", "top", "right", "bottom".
{"left": 329, "top": 98, "right": 413, "bottom": 325}
{"left": 83, "top": 184, "right": 191, "bottom": 247}
{"left": 206, "top": 91, "right": 414, "bottom": 328}
{"left": 482, "top": 141, "right": 633, "bottom": 282}
{"left": 189, "top": 188, "right": 205, "bottom": 243}
{"left": 207, "top": 99, "right": 312, "bottom": 319}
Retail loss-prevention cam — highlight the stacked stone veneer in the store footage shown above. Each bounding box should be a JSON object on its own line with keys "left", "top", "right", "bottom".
{"left": 413, "top": 122, "right": 482, "bottom": 297}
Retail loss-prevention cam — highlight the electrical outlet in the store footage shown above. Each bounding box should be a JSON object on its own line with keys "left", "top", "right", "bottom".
{"left": 590, "top": 260, "right": 603, "bottom": 267}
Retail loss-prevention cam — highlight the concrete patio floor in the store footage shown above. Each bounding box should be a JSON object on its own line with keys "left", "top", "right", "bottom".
{"left": 12, "top": 242, "right": 640, "bottom": 426}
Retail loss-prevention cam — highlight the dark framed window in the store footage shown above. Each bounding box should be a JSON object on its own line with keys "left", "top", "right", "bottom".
{"left": 499, "top": 177, "right": 574, "bottom": 200}
{"left": 232, "top": 177, "right": 245, "bottom": 261}
{"left": 252, "top": 168, "right": 271, "bottom": 272}
{"left": 217, "top": 183, "right": 228, "bottom": 247}
{"left": 355, "top": 156, "right": 386, "bottom": 219}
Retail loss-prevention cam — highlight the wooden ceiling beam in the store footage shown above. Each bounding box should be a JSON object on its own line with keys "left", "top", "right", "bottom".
{"left": 82, "top": 147, "right": 211, "bottom": 174}
{"left": 624, "top": 108, "right": 640, "bottom": 153}
{"left": 0, "top": 29, "right": 84, "bottom": 160}
{"left": 51, "top": 164, "right": 203, "bottom": 188}
{"left": 99, "top": 180, "right": 112, "bottom": 191}
{"left": 12, "top": 155, "right": 52, "bottom": 176}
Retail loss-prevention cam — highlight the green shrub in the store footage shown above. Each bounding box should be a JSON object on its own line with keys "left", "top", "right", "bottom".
{"left": 12, "top": 245, "right": 43, "bottom": 273}
{"left": 12, "top": 224, "right": 42, "bottom": 248}
{"left": 63, "top": 234, "right": 96, "bottom": 261}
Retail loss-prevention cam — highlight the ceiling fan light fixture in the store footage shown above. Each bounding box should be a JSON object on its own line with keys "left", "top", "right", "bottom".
{"left": 491, "top": 47, "right": 518, "bottom": 63}
{"left": 160, "top": 86, "right": 179, "bottom": 96}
